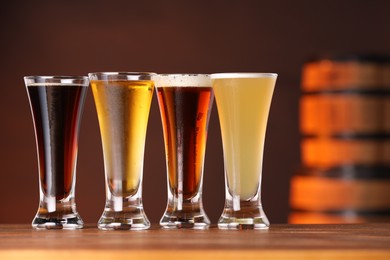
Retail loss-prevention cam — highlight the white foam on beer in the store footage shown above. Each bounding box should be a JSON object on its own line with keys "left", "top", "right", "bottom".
{"left": 153, "top": 74, "right": 211, "bottom": 87}
{"left": 210, "top": 73, "right": 277, "bottom": 79}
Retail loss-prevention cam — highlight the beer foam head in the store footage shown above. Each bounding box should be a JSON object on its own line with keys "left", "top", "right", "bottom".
{"left": 210, "top": 73, "right": 278, "bottom": 79}
{"left": 153, "top": 74, "right": 211, "bottom": 87}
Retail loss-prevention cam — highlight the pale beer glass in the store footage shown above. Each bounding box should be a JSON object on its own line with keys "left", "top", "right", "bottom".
{"left": 211, "top": 73, "right": 277, "bottom": 229}
{"left": 25, "top": 76, "right": 89, "bottom": 229}
{"left": 154, "top": 74, "right": 213, "bottom": 229}
{"left": 89, "top": 72, "right": 155, "bottom": 230}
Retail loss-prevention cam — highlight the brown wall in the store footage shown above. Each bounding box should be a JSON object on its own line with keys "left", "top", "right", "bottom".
{"left": 0, "top": 0, "right": 389, "bottom": 224}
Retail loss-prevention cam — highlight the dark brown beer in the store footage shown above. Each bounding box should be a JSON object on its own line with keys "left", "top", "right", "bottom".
{"left": 27, "top": 84, "right": 88, "bottom": 200}
{"left": 157, "top": 86, "right": 214, "bottom": 200}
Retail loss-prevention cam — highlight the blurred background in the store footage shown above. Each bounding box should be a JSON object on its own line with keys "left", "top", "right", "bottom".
{"left": 0, "top": 0, "right": 389, "bottom": 224}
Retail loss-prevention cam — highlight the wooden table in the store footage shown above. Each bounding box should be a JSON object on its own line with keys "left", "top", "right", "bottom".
{"left": 0, "top": 224, "right": 389, "bottom": 259}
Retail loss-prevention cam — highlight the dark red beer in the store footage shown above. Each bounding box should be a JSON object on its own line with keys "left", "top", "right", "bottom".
{"left": 27, "top": 84, "right": 87, "bottom": 200}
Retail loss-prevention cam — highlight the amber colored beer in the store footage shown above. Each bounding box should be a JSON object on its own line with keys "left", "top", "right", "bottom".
{"left": 155, "top": 74, "right": 212, "bottom": 229}
{"left": 157, "top": 86, "right": 214, "bottom": 200}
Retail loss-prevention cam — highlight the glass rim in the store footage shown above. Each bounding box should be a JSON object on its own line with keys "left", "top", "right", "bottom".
{"left": 24, "top": 75, "right": 89, "bottom": 80}
{"left": 88, "top": 72, "right": 156, "bottom": 81}
{"left": 154, "top": 73, "right": 209, "bottom": 77}
{"left": 210, "top": 73, "right": 278, "bottom": 79}
{"left": 153, "top": 74, "right": 211, "bottom": 87}
{"left": 24, "top": 75, "right": 89, "bottom": 86}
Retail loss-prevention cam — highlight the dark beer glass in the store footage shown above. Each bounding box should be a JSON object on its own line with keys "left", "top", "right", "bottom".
{"left": 25, "top": 76, "right": 88, "bottom": 229}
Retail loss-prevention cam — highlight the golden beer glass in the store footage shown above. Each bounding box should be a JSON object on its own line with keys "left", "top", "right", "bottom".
{"left": 89, "top": 72, "right": 155, "bottom": 230}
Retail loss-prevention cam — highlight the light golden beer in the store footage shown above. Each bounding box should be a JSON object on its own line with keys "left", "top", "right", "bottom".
{"left": 91, "top": 80, "right": 154, "bottom": 197}
{"left": 89, "top": 72, "right": 154, "bottom": 230}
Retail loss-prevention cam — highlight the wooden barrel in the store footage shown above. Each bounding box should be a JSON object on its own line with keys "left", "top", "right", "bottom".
{"left": 290, "top": 54, "right": 390, "bottom": 224}
{"left": 300, "top": 93, "right": 390, "bottom": 135}
{"left": 290, "top": 167, "right": 390, "bottom": 223}
{"left": 301, "top": 55, "right": 390, "bottom": 91}
{"left": 301, "top": 137, "right": 390, "bottom": 167}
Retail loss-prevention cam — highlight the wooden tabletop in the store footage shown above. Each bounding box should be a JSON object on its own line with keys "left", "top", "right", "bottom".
{"left": 0, "top": 224, "right": 389, "bottom": 259}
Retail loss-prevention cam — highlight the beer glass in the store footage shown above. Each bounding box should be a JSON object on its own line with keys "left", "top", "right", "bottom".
{"left": 25, "top": 76, "right": 89, "bottom": 229}
{"left": 154, "top": 74, "right": 213, "bottom": 229}
{"left": 89, "top": 72, "right": 154, "bottom": 230}
{"left": 210, "top": 73, "right": 277, "bottom": 229}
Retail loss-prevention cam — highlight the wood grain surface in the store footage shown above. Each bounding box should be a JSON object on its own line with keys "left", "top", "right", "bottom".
{"left": 0, "top": 224, "right": 389, "bottom": 259}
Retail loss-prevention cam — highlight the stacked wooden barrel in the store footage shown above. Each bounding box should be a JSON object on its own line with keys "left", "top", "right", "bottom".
{"left": 290, "top": 55, "right": 390, "bottom": 223}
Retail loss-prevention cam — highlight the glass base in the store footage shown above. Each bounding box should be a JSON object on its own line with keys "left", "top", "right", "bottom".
{"left": 98, "top": 208, "right": 150, "bottom": 230}
{"left": 218, "top": 216, "right": 269, "bottom": 230}
{"left": 218, "top": 202, "right": 270, "bottom": 230}
{"left": 160, "top": 200, "right": 210, "bottom": 230}
{"left": 160, "top": 213, "right": 210, "bottom": 230}
{"left": 32, "top": 213, "right": 83, "bottom": 230}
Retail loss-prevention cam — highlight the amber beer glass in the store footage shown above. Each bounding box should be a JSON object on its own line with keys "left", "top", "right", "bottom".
{"left": 89, "top": 72, "right": 155, "bottom": 230}
{"left": 25, "top": 76, "right": 88, "bottom": 229}
{"left": 211, "top": 73, "right": 277, "bottom": 229}
{"left": 154, "top": 74, "right": 213, "bottom": 229}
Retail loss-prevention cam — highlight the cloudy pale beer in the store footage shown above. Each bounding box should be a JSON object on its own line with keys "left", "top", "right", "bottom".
{"left": 211, "top": 73, "right": 277, "bottom": 229}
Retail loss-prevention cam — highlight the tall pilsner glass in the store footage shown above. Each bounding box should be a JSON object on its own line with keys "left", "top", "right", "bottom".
{"left": 25, "top": 76, "right": 88, "bottom": 229}
{"left": 89, "top": 72, "right": 155, "bottom": 230}
{"left": 154, "top": 74, "right": 213, "bottom": 229}
{"left": 211, "top": 73, "right": 277, "bottom": 229}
